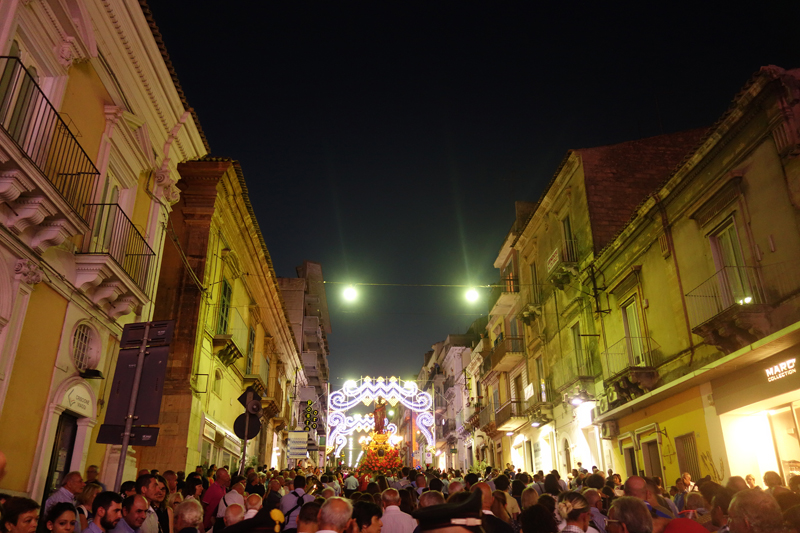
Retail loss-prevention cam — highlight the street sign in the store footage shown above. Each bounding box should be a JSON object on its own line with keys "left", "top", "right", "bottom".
{"left": 288, "top": 430, "right": 308, "bottom": 459}
{"left": 97, "top": 425, "right": 160, "bottom": 446}
{"left": 234, "top": 413, "right": 260, "bottom": 440}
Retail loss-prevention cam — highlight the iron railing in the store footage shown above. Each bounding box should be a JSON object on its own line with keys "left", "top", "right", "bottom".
{"left": 443, "top": 376, "right": 455, "bottom": 392}
{"left": 478, "top": 401, "right": 495, "bottom": 428}
{"left": 562, "top": 239, "right": 578, "bottom": 263}
{"left": 0, "top": 56, "right": 98, "bottom": 222}
{"left": 686, "top": 262, "right": 800, "bottom": 329}
{"left": 80, "top": 204, "right": 154, "bottom": 294}
{"left": 551, "top": 346, "right": 595, "bottom": 392}
{"left": 488, "top": 274, "right": 520, "bottom": 310}
{"left": 602, "top": 336, "right": 661, "bottom": 378}
{"left": 494, "top": 399, "right": 526, "bottom": 427}
{"left": 490, "top": 336, "right": 524, "bottom": 368}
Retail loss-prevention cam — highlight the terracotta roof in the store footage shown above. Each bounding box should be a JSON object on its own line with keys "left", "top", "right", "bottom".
{"left": 138, "top": 0, "right": 211, "bottom": 152}
{"left": 578, "top": 128, "right": 708, "bottom": 252}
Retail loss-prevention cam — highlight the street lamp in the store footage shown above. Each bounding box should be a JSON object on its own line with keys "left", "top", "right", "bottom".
{"left": 465, "top": 289, "right": 479, "bottom": 302}
{"left": 343, "top": 286, "right": 357, "bottom": 301}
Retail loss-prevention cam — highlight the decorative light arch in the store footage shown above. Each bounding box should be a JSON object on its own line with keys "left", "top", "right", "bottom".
{"left": 327, "top": 376, "right": 434, "bottom": 456}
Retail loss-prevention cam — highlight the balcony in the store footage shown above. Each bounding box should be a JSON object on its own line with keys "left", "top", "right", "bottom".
{"left": 434, "top": 394, "right": 447, "bottom": 413}
{"left": 551, "top": 347, "right": 596, "bottom": 393}
{"left": 478, "top": 402, "right": 496, "bottom": 433}
{"left": 489, "top": 274, "right": 520, "bottom": 315}
{"left": 262, "top": 375, "right": 284, "bottom": 419}
{"left": 494, "top": 400, "right": 528, "bottom": 432}
{"left": 73, "top": 204, "right": 154, "bottom": 318}
{"left": 212, "top": 306, "right": 249, "bottom": 366}
{"left": 491, "top": 336, "right": 524, "bottom": 372}
{"left": 302, "top": 351, "right": 319, "bottom": 377}
{"left": 481, "top": 352, "right": 493, "bottom": 376}
{"left": 243, "top": 352, "right": 269, "bottom": 395}
{"left": 602, "top": 336, "right": 661, "bottom": 391}
{"left": 0, "top": 56, "right": 99, "bottom": 253}
{"left": 545, "top": 240, "right": 579, "bottom": 290}
{"left": 685, "top": 262, "right": 800, "bottom": 354}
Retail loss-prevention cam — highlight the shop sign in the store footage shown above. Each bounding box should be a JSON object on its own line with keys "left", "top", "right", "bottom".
{"left": 766, "top": 358, "right": 796, "bottom": 382}
{"left": 546, "top": 248, "right": 560, "bottom": 273}
{"left": 61, "top": 383, "right": 93, "bottom": 416}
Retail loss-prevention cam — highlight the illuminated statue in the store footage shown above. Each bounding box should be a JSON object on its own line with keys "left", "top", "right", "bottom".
{"left": 373, "top": 397, "right": 387, "bottom": 434}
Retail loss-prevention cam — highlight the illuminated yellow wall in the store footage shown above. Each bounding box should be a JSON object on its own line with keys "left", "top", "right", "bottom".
{"left": 0, "top": 284, "right": 68, "bottom": 492}
{"left": 613, "top": 386, "right": 711, "bottom": 484}
{"left": 60, "top": 62, "right": 112, "bottom": 166}
{"left": 720, "top": 411, "right": 778, "bottom": 484}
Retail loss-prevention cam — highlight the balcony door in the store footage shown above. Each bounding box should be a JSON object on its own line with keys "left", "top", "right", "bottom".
{"left": 711, "top": 221, "right": 752, "bottom": 307}
{"left": 621, "top": 298, "right": 644, "bottom": 365}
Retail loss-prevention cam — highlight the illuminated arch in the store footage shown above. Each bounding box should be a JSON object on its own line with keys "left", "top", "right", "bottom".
{"left": 327, "top": 376, "right": 435, "bottom": 455}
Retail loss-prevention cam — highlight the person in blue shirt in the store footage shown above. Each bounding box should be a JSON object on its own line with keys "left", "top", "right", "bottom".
{"left": 85, "top": 492, "right": 123, "bottom": 533}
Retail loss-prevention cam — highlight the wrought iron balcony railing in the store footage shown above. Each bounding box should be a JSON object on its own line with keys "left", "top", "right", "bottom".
{"left": 602, "top": 336, "right": 661, "bottom": 378}
{"left": 685, "top": 262, "right": 800, "bottom": 329}
{"left": 488, "top": 274, "right": 520, "bottom": 311}
{"left": 490, "top": 336, "right": 524, "bottom": 370}
{"left": 551, "top": 346, "right": 596, "bottom": 392}
{"left": 80, "top": 204, "right": 154, "bottom": 293}
{"left": 0, "top": 56, "right": 98, "bottom": 221}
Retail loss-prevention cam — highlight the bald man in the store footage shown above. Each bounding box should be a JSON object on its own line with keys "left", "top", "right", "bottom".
{"left": 317, "top": 497, "right": 353, "bottom": 533}
{"left": 224, "top": 504, "right": 245, "bottom": 528}
{"left": 471, "top": 483, "right": 513, "bottom": 533}
{"left": 244, "top": 494, "right": 262, "bottom": 519}
{"left": 623, "top": 476, "right": 673, "bottom": 520}
{"left": 448, "top": 482, "right": 464, "bottom": 495}
{"left": 583, "top": 490, "right": 606, "bottom": 533}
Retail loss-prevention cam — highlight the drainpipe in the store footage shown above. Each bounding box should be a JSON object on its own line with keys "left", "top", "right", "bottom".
{"left": 652, "top": 193, "right": 696, "bottom": 365}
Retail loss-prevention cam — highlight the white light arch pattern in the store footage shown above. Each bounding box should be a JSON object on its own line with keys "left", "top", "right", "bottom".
{"left": 327, "top": 376, "right": 435, "bottom": 455}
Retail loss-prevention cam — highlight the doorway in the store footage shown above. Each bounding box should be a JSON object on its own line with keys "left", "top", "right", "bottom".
{"left": 43, "top": 412, "right": 78, "bottom": 500}
{"left": 642, "top": 440, "right": 663, "bottom": 478}
{"left": 623, "top": 446, "right": 638, "bottom": 478}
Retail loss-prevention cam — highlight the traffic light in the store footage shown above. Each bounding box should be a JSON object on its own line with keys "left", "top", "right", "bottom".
{"left": 303, "top": 400, "right": 318, "bottom": 431}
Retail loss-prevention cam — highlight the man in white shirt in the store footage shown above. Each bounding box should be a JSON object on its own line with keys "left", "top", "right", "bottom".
{"left": 216, "top": 479, "right": 246, "bottom": 519}
{"left": 379, "top": 489, "right": 416, "bottom": 533}
{"left": 343, "top": 474, "right": 359, "bottom": 497}
{"left": 280, "top": 475, "right": 315, "bottom": 533}
{"left": 317, "top": 497, "right": 353, "bottom": 533}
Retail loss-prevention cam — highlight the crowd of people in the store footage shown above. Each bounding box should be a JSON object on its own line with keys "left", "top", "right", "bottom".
{"left": 2, "top": 459, "right": 800, "bottom": 533}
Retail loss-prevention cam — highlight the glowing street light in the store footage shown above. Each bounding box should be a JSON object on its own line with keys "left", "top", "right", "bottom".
{"left": 343, "top": 286, "right": 357, "bottom": 301}
{"left": 388, "top": 410, "right": 395, "bottom": 416}
{"left": 465, "top": 289, "right": 479, "bottom": 302}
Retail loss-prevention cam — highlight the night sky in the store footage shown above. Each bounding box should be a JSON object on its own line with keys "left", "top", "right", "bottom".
{"left": 148, "top": 1, "right": 800, "bottom": 385}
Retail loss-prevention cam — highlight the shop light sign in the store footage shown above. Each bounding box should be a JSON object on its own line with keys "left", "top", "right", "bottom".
{"left": 766, "top": 358, "right": 796, "bottom": 382}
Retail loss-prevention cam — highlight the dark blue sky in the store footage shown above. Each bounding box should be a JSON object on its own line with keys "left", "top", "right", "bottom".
{"left": 148, "top": 0, "right": 800, "bottom": 385}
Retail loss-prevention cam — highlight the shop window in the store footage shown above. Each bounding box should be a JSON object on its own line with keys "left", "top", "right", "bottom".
{"left": 216, "top": 279, "right": 232, "bottom": 335}
{"left": 213, "top": 369, "right": 223, "bottom": 396}
{"left": 675, "top": 432, "right": 701, "bottom": 481}
{"left": 71, "top": 322, "right": 99, "bottom": 372}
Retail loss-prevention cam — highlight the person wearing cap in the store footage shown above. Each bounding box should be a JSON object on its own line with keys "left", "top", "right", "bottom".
{"left": 412, "top": 489, "right": 485, "bottom": 533}
{"left": 470, "top": 484, "right": 512, "bottom": 533}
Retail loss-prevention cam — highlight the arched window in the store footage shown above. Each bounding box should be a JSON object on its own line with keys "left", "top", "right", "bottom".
{"left": 71, "top": 322, "right": 99, "bottom": 372}
{"left": 213, "top": 369, "right": 223, "bottom": 396}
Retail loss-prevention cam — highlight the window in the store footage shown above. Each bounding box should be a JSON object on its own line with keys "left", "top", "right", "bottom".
{"left": 246, "top": 327, "right": 256, "bottom": 374}
{"left": 711, "top": 221, "right": 753, "bottom": 305}
{"left": 216, "top": 279, "right": 232, "bottom": 335}
{"left": 536, "top": 357, "right": 547, "bottom": 402}
{"left": 562, "top": 215, "right": 577, "bottom": 261}
{"left": 530, "top": 262, "right": 541, "bottom": 304}
{"left": 71, "top": 323, "right": 99, "bottom": 371}
{"left": 213, "top": 369, "right": 223, "bottom": 396}
{"left": 493, "top": 388, "right": 500, "bottom": 410}
{"left": 622, "top": 298, "right": 644, "bottom": 364}
{"left": 571, "top": 322, "right": 582, "bottom": 356}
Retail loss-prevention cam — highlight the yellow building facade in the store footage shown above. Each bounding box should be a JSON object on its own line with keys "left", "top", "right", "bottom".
{"left": 136, "top": 159, "right": 303, "bottom": 474}
{"left": 0, "top": 0, "right": 207, "bottom": 498}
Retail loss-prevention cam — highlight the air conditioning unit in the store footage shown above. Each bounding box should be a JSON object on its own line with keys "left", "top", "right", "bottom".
{"left": 598, "top": 396, "right": 610, "bottom": 414}
{"left": 591, "top": 406, "right": 601, "bottom": 423}
{"left": 601, "top": 420, "right": 619, "bottom": 440}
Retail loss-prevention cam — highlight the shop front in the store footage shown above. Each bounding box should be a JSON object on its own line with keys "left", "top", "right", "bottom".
{"left": 553, "top": 401, "right": 602, "bottom": 475}
{"left": 200, "top": 416, "right": 242, "bottom": 471}
{"left": 715, "top": 347, "right": 800, "bottom": 484}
